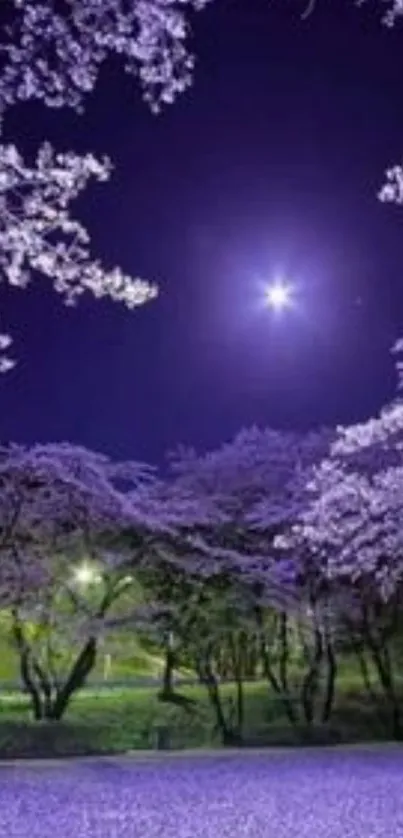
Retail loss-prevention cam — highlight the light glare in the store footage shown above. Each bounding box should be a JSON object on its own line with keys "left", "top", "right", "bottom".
{"left": 265, "top": 280, "right": 293, "bottom": 311}
{"left": 73, "top": 563, "right": 101, "bottom": 586}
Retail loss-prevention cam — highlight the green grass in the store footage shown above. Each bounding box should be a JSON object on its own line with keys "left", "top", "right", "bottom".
{"left": 0, "top": 630, "right": 196, "bottom": 686}
{"left": 0, "top": 620, "right": 402, "bottom": 759}
{"left": 0, "top": 641, "right": 167, "bottom": 683}
{"left": 0, "top": 671, "right": 401, "bottom": 759}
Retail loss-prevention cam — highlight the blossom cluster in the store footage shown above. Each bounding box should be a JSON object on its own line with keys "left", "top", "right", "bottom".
{"left": 370, "top": 0, "right": 403, "bottom": 27}
{"left": 0, "top": 1, "right": 211, "bottom": 370}
{"left": 276, "top": 395, "right": 403, "bottom": 613}
{"left": 0, "top": 141, "right": 158, "bottom": 369}
{"left": 166, "top": 427, "right": 333, "bottom": 617}
{"left": 0, "top": 0, "right": 211, "bottom": 114}
{"left": 0, "top": 441, "right": 173, "bottom": 629}
{"left": 2, "top": 417, "right": 403, "bottom": 710}
{"left": 0, "top": 142, "right": 158, "bottom": 307}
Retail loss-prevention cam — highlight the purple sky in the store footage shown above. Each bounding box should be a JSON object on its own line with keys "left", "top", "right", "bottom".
{"left": 1, "top": 0, "right": 403, "bottom": 464}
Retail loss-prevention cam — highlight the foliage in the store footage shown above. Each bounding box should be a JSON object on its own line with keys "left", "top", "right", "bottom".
{"left": 0, "top": 0, "right": 211, "bottom": 369}
{"left": 130, "top": 427, "right": 336, "bottom": 741}
{"left": 278, "top": 400, "right": 403, "bottom": 737}
{"left": 0, "top": 0, "right": 212, "bottom": 115}
{"left": 0, "top": 0, "right": 401, "bottom": 369}
{"left": 1, "top": 413, "right": 403, "bottom": 742}
{"left": 1, "top": 412, "right": 403, "bottom": 744}
{"left": 0, "top": 441, "right": 164, "bottom": 720}
{"left": 0, "top": 674, "right": 400, "bottom": 758}
{"left": 0, "top": 143, "right": 157, "bottom": 371}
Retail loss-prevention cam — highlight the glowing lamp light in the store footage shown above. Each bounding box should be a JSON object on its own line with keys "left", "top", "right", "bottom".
{"left": 73, "top": 563, "right": 101, "bottom": 586}
{"left": 264, "top": 280, "right": 293, "bottom": 311}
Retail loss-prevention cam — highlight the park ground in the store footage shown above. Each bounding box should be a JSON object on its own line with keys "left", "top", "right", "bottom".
{"left": 0, "top": 669, "right": 401, "bottom": 760}
{"left": 0, "top": 631, "right": 401, "bottom": 760}
{"left": 0, "top": 748, "right": 402, "bottom": 838}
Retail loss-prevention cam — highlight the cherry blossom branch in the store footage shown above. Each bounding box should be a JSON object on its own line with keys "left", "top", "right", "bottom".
{"left": 0, "top": 141, "right": 158, "bottom": 369}
{"left": 0, "top": 0, "right": 212, "bottom": 116}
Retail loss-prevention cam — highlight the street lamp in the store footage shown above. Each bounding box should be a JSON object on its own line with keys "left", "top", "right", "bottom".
{"left": 73, "top": 562, "right": 102, "bottom": 586}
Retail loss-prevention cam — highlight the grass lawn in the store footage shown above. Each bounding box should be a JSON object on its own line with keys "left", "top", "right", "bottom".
{"left": 0, "top": 634, "right": 171, "bottom": 684}
{"left": 0, "top": 661, "right": 401, "bottom": 759}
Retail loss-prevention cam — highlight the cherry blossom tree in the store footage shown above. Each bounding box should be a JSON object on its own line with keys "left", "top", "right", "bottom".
{"left": 0, "top": 441, "right": 163, "bottom": 720}
{"left": 0, "top": 1, "right": 211, "bottom": 370}
{"left": 169, "top": 426, "right": 332, "bottom": 610}
{"left": 284, "top": 403, "right": 403, "bottom": 738}
{"left": 109, "top": 471, "right": 228, "bottom": 708}
{"left": 154, "top": 426, "right": 336, "bottom": 740}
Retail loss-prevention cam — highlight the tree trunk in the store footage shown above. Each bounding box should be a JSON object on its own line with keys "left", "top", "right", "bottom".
{"left": 228, "top": 633, "right": 244, "bottom": 737}
{"left": 20, "top": 649, "right": 43, "bottom": 720}
{"left": 196, "top": 655, "right": 240, "bottom": 745}
{"left": 50, "top": 638, "right": 97, "bottom": 721}
{"left": 254, "top": 608, "right": 298, "bottom": 726}
{"left": 12, "top": 612, "right": 43, "bottom": 720}
{"left": 355, "top": 644, "right": 379, "bottom": 704}
{"left": 279, "top": 612, "right": 290, "bottom": 695}
{"left": 159, "top": 642, "right": 176, "bottom": 699}
{"left": 245, "top": 634, "right": 258, "bottom": 679}
{"left": 321, "top": 634, "right": 337, "bottom": 724}
{"left": 300, "top": 626, "right": 323, "bottom": 726}
{"left": 32, "top": 658, "right": 56, "bottom": 720}
{"left": 368, "top": 639, "right": 402, "bottom": 739}
{"left": 361, "top": 605, "right": 402, "bottom": 739}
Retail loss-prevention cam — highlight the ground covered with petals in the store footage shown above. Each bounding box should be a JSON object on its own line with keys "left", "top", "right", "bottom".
{"left": 1, "top": 748, "right": 403, "bottom": 837}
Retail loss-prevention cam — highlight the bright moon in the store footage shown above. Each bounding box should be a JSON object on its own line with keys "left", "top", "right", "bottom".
{"left": 264, "top": 281, "right": 293, "bottom": 311}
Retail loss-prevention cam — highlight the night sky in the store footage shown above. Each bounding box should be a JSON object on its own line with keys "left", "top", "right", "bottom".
{"left": 1, "top": 0, "right": 403, "bottom": 465}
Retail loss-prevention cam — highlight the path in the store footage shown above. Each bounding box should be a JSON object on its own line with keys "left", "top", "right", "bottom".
{"left": 0, "top": 747, "right": 402, "bottom": 836}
